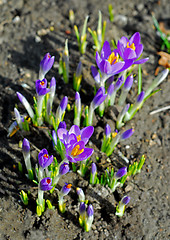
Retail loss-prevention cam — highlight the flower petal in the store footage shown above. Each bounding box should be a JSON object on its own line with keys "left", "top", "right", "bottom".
{"left": 100, "top": 41, "right": 112, "bottom": 59}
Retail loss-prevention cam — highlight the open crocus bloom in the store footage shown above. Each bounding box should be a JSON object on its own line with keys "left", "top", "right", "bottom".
{"left": 65, "top": 141, "right": 93, "bottom": 163}
{"left": 95, "top": 41, "right": 133, "bottom": 76}
{"left": 35, "top": 78, "right": 50, "bottom": 96}
{"left": 117, "top": 32, "right": 149, "bottom": 64}
{"left": 40, "top": 177, "right": 53, "bottom": 191}
{"left": 38, "top": 148, "right": 53, "bottom": 168}
{"left": 57, "top": 125, "right": 94, "bottom": 147}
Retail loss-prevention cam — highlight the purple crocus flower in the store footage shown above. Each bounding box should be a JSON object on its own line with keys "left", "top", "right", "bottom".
{"left": 52, "top": 130, "right": 57, "bottom": 147}
{"left": 22, "top": 138, "right": 30, "bottom": 153}
{"left": 57, "top": 125, "right": 94, "bottom": 147}
{"left": 79, "top": 202, "right": 86, "bottom": 214}
{"left": 121, "top": 128, "right": 134, "bottom": 140}
{"left": 96, "top": 41, "right": 133, "bottom": 76}
{"left": 117, "top": 32, "right": 149, "bottom": 64}
{"left": 114, "top": 76, "right": 124, "bottom": 90}
{"left": 121, "top": 195, "right": 131, "bottom": 205}
{"left": 60, "top": 96, "right": 68, "bottom": 112}
{"left": 137, "top": 91, "right": 145, "bottom": 103}
{"left": 58, "top": 121, "right": 67, "bottom": 129}
{"left": 38, "top": 149, "right": 53, "bottom": 168}
{"left": 39, "top": 53, "right": 55, "bottom": 79}
{"left": 61, "top": 183, "right": 72, "bottom": 196}
{"left": 40, "top": 177, "right": 53, "bottom": 191}
{"left": 59, "top": 162, "right": 69, "bottom": 175}
{"left": 124, "top": 75, "right": 133, "bottom": 90}
{"left": 35, "top": 79, "right": 50, "bottom": 96}
{"left": 105, "top": 124, "right": 111, "bottom": 138}
{"left": 92, "top": 87, "right": 107, "bottom": 109}
{"left": 91, "top": 163, "right": 97, "bottom": 174}
{"left": 87, "top": 204, "right": 94, "bottom": 217}
{"left": 115, "top": 167, "right": 127, "bottom": 179}
{"left": 65, "top": 141, "right": 93, "bottom": 163}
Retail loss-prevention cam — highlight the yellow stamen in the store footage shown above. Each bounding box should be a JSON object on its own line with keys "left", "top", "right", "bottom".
{"left": 108, "top": 52, "right": 119, "bottom": 65}
{"left": 71, "top": 145, "right": 84, "bottom": 157}
{"left": 77, "top": 135, "right": 81, "bottom": 141}
{"left": 112, "top": 132, "right": 117, "bottom": 138}
{"left": 127, "top": 42, "right": 136, "bottom": 51}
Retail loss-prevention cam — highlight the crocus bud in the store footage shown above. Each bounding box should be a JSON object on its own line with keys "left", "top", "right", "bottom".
{"left": 49, "top": 77, "right": 56, "bottom": 107}
{"left": 52, "top": 130, "right": 57, "bottom": 148}
{"left": 87, "top": 204, "right": 94, "bottom": 218}
{"left": 107, "top": 83, "right": 114, "bottom": 96}
{"left": 40, "top": 177, "right": 53, "bottom": 191}
{"left": 61, "top": 183, "right": 72, "bottom": 196}
{"left": 124, "top": 75, "right": 133, "bottom": 90}
{"left": 22, "top": 138, "right": 30, "bottom": 153}
{"left": 22, "top": 138, "right": 32, "bottom": 176}
{"left": 60, "top": 96, "right": 68, "bottom": 111}
{"left": 115, "top": 76, "right": 124, "bottom": 90}
{"left": 121, "top": 195, "right": 131, "bottom": 205}
{"left": 79, "top": 202, "right": 86, "bottom": 214}
{"left": 91, "top": 163, "right": 97, "bottom": 175}
{"left": 92, "top": 87, "right": 107, "bottom": 109}
{"left": 121, "top": 128, "right": 134, "bottom": 141}
{"left": 38, "top": 149, "right": 53, "bottom": 168}
{"left": 116, "top": 195, "right": 130, "bottom": 217}
{"left": 39, "top": 53, "right": 55, "bottom": 80}
{"left": 137, "top": 91, "right": 145, "bottom": 103}
{"left": 76, "top": 187, "right": 85, "bottom": 202}
{"left": 58, "top": 121, "right": 67, "bottom": 129}
{"left": 85, "top": 204, "right": 94, "bottom": 232}
{"left": 105, "top": 124, "right": 111, "bottom": 138}
{"left": 17, "top": 92, "right": 35, "bottom": 120}
{"left": 76, "top": 61, "right": 82, "bottom": 78}
{"left": 14, "top": 108, "right": 23, "bottom": 129}
{"left": 59, "top": 162, "right": 69, "bottom": 175}
{"left": 115, "top": 167, "right": 127, "bottom": 179}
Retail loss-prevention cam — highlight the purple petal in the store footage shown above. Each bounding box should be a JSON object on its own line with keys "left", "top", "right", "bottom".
{"left": 22, "top": 138, "right": 30, "bottom": 153}
{"left": 100, "top": 41, "right": 112, "bottom": 59}
{"left": 116, "top": 167, "right": 127, "bottom": 178}
{"left": 69, "top": 125, "right": 80, "bottom": 136}
{"left": 80, "top": 126, "right": 94, "bottom": 142}
{"left": 121, "top": 195, "right": 131, "bottom": 205}
{"left": 119, "top": 36, "right": 129, "bottom": 47}
{"left": 135, "top": 44, "right": 143, "bottom": 59}
{"left": 91, "top": 66, "right": 100, "bottom": 84}
{"left": 129, "top": 32, "right": 140, "bottom": 45}
{"left": 74, "top": 147, "right": 93, "bottom": 161}
{"left": 134, "top": 57, "right": 149, "bottom": 65}
{"left": 123, "top": 48, "right": 136, "bottom": 60}
{"left": 96, "top": 51, "right": 102, "bottom": 69}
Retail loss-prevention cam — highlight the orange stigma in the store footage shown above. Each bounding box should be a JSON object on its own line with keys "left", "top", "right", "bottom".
{"left": 108, "top": 52, "right": 119, "bottom": 65}
{"left": 46, "top": 178, "right": 51, "bottom": 184}
{"left": 43, "top": 154, "right": 48, "bottom": 158}
{"left": 112, "top": 132, "right": 118, "bottom": 138}
{"left": 127, "top": 42, "right": 136, "bottom": 51}
{"left": 66, "top": 184, "right": 72, "bottom": 189}
{"left": 71, "top": 145, "right": 84, "bottom": 157}
{"left": 40, "top": 80, "right": 45, "bottom": 86}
